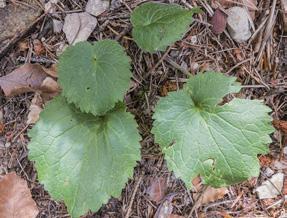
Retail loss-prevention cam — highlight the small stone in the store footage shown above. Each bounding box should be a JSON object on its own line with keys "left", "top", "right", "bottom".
{"left": 0, "top": 0, "right": 6, "bottom": 8}
{"left": 264, "top": 167, "right": 274, "bottom": 177}
{"left": 227, "top": 7, "right": 251, "bottom": 43}
{"left": 4, "top": 142, "right": 11, "bottom": 148}
{"left": 85, "top": 0, "right": 109, "bottom": 17}
{"left": 255, "top": 173, "right": 284, "bottom": 199}
{"left": 190, "top": 35, "right": 197, "bottom": 44}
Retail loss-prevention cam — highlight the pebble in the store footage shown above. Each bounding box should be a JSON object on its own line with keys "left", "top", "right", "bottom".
{"left": 227, "top": 7, "right": 252, "bottom": 43}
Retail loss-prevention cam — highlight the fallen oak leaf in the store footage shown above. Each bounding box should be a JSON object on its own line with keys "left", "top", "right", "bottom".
{"left": 0, "top": 172, "right": 39, "bottom": 218}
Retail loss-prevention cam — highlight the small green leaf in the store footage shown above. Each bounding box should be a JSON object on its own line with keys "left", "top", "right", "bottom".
{"left": 152, "top": 72, "right": 274, "bottom": 188}
{"left": 58, "top": 40, "right": 132, "bottom": 116}
{"left": 28, "top": 96, "right": 141, "bottom": 217}
{"left": 131, "top": 2, "right": 199, "bottom": 53}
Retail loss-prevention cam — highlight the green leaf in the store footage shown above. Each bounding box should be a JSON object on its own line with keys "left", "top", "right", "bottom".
{"left": 28, "top": 96, "right": 141, "bottom": 217}
{"left": 58, "top": 40, "right": 132, "bottom": 116}
{"left": 131, "top": 2, "right": 199, "bottom": 53}
{"left": 152, "top": 72, "right": 274, "bottom": 188}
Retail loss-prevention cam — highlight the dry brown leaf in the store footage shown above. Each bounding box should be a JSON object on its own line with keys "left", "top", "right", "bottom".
{"left": 27, "top": 93, "right": 43, "bottom": 125}
{"left": 211, "top": 9, "right": 227, "bottom": 34}
{"left": 0, "top": 172, "right": 39, "bottom": 218}
{"left": 42, "top": 64, "right": 58, "bottom": 78}
{"left": 273, "top": 120, "right": 287, "bottom": 135}
{"left": 41, "top": 77, "right": 60, "bottom": 93}
{"left": 160, "top": 81, "right": 177, "bottom": 96}
{"left": 0, "top": 64, "right": 59, "bottom": 97}
{"left": 259, "top": 155, "right": 273, "bottom": 167}
{"left": 201, "top": 186, "right": 228, "bottom": 204}
{"left": 0, "top": 64, "right": 48, "bottom": 96}
{"left": 63, "top": 12, "right": 98, "bottom": 45}
{"left": 147, "top": 177, "right": 168, "bottom": 203}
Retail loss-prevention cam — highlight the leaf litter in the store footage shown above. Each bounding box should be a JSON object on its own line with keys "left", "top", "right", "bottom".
{"left": 0, "top": 172, "right": 39, "bottom": 218}
{"left": 63, "top": 12, "right": 98, "bottom": 45}
{"left": 0, "top": 64, "right": 59, "bottom": 97}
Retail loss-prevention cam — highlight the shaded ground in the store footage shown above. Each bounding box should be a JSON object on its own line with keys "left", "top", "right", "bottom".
{"left": 0, "top": 0, "right": 287, "bottom": 217}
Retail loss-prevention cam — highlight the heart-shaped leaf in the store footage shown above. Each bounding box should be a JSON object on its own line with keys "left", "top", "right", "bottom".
{"left": 58, "top": 40, "right": 132, "bottom": 115}
{"left": 28, "top": 96, "right": 141, "bottom": 217}
{"left": 131, "top": 2, "right": 200, "bottom": 53}
{"left": 152, "top": 72, "right": 274, "bottom": 188}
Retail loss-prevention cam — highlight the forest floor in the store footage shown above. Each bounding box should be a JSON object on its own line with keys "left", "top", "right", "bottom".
{"left": 0, "top": 0, "right": 287, "bottom": 217}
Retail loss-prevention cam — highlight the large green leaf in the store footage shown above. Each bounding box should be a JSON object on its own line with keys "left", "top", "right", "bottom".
{"left": 131, "top": 2, "right": 199, "bottom": 53}
{"left": 28, "top": 96, "right": 141, "bottom": 217}
{"left": 58, "top": 40, "right": 132, "bottom": 116}
{"left": 152, "top": 72, "right": 274, "bottom": 188}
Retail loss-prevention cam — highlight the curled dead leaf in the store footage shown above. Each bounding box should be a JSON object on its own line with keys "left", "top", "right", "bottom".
{"left": 0, "top": 172, "right": 39, "bottom": 218}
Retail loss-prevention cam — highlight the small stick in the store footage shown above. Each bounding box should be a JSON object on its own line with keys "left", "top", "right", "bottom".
{"left": 225, "top": 58, "right": 252, "bottom": 75}
{"left": 124, "top": 174, "right": 143, "bottom": 218}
